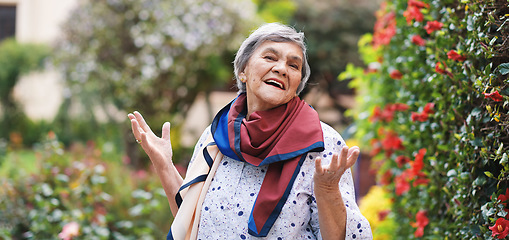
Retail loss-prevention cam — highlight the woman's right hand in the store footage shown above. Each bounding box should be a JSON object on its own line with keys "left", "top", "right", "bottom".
{"left": 128, "top": 111, "right": 173, "bottom": 170}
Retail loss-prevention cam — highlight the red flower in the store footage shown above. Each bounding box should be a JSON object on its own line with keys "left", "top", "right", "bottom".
{"left": 484, "top": 91, "right": 504, "bottom": 102}
{"left": 394, "top": 103, "right": 410, "bottom": 111}
{"left": 403, "top": 0, "right": 428, "bottom": 25}
{"left": 411, "top": 148, "right": 427, "bottom": 175}
{"left": 423, "top": 103, "right": 435, "bottom": 114}
{"left": 395, "top": 173, "right": 411, "bottom": 195}
{"left": 381, "top": 105, "right": 396, "bottom": 122}
{"left": 424, "top": 21, "right": 443, "bottom": 34}
{"left": 381, "top": 130, "right": 405, "bottom": 153}
{"left": 403, "top": 6, "right": 424, "bottom": 25}
{"left": 411, "top": 210, "right": 429, "bottom": 238}
{"left": 498, "top": 189, "right": 509, "bottom": 205}
{"left": 411, "top": 35, "right": 426, "bottom": 46}
{"left": 489, "top": 218, "right": 509, "bottom": 239}
{"left": 413, "top": 173, "right": 429, "bottom": 186}
{"left": 411, "top": 112, "right": 428, "bottom": 122}
{"left": 380, "top": 169, "right": 393, "bottom": 186}
{"left": 378, "top": 210, "right": 390, "bottom": 221}
{"left": 435, "top": 62, "right": 447, "bottom": 74}
{"left": 408, "top": 0, "right": 429, "bottom": 8}
{"left": 447, "top": 50, "right": 467, "bottom": 61}
{"left": 373, "top": 10, "right": 397, "bottom": 47}
{"left": 371, "top": 103, "right": 410, "bottom": 123}
{"left": 390, "top": 69, "right": 403, "bottom": 80}
{"left": 395, "top": 155, "right": 410, "bottom": 168}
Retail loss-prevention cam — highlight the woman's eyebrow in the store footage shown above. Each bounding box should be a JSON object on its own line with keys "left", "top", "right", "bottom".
{"left": 263, "top": 47, "right": 302, "bottom": 63}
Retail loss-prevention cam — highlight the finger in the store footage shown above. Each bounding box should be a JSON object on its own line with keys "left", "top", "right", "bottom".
{"left": 314, "top": 157, "right": 324, "bottom": 174}
{"left": 329, "top": 152, "right": 340, "bottom": 171}
{"left": 130, "top": 119, "right": 142, "bottom": 140}
{"left": 347, "top": 146, "right": 360, "bottom": 159}
{"left": 346, "top": 147, "right": 360, "bottom": 169}
{"left": 133, "top": 111, "right": 153, "bottom": 133}
{"left": 339, "top": 146, "right": 348, "bottom": 169}
{"left": 140, "top": 132, "right": 148, "bottom": 147}
{"left": 161, "top": 122, "right": 171, "bottom": 141}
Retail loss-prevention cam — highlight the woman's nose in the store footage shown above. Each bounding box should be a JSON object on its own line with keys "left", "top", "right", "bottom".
{"left": 272, "top": 61, "right": 287, "bottom": 77}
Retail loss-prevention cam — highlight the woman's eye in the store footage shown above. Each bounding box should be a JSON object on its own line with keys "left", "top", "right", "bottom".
{"left": 290, "top": 64, "right": 299, "bottom": 69}
{"left": 264, "top": 55, "right": 275, "bottom": 61}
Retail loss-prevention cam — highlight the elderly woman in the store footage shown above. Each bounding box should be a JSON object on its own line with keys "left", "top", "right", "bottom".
{"left": 128, "top": 23, "right": 372, "bottom": 239}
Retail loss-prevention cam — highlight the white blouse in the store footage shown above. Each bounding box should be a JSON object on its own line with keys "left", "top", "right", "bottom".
{"left": 186, "top": 122, "right": 372, "bottom": 239}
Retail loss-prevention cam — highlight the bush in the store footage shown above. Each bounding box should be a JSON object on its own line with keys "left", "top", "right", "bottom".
{"left": 0, "top": 38, "right": 50, "bottom": 148}
{"left": 341, "top": 0, "right": 508, "bottom": 239}
{"left": 0, "top": 132, "right": 171, "bottom": 239}
{"left": 359, "top": 185, "right": 396, "bottom": 240}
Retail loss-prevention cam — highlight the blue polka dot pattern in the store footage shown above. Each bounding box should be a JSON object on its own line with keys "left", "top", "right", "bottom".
{"left": 186, "top": 123, "right": 372, "bottom": 239}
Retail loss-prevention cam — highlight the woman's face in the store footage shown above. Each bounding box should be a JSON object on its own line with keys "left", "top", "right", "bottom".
{"left": 240, "top": 41, "right": 303, "bottom": 117}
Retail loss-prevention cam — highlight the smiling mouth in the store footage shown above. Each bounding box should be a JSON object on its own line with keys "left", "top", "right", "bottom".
{"left": 264, "top": 79, "right": 285, "bottom": 90}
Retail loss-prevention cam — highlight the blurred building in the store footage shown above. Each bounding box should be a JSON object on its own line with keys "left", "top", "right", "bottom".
{"left": 0, "top": 0, "right": 78, "bottom": 121}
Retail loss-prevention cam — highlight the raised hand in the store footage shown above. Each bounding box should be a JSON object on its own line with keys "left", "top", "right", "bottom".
{"left": 128, "top": 111, "right": 183, "bottom": 215}
{"left": 314, "top": 145, "right": 360, "bottom": 240}
{"left": 128, "top": 111, "right": 173, "bottom": 170}
{"left": 314, "top": 145, "right": 360, "bottom": 190}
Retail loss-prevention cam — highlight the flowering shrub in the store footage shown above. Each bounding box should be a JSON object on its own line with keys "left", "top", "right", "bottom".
{"left": 359, "top": 186, "right": 396, "bottom": 240}
{"left": 0, "top": 133, "right": 170, "bottom": 239}
{"left": 341, "top": 0, "right": 508, "bottom": 238}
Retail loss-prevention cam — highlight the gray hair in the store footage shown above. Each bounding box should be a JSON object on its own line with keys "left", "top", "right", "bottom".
{"left": 233, "top": 23, "right": 311, "bottom": 95}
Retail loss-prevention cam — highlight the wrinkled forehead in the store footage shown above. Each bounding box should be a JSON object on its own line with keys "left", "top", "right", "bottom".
{"left": 254, "top": 41, "right": 304, "bottom": 60}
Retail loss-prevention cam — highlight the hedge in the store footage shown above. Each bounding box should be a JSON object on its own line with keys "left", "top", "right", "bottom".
{"left": 341, "top": 0, "right": 509, "bottom": 239}
{"left": 0, "top": 133, "right": 170, "bottom": 239}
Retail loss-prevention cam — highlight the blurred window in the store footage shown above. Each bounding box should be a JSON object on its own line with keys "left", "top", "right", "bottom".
{"left": 0, "top": 5, "right": 16, "bottom": 41}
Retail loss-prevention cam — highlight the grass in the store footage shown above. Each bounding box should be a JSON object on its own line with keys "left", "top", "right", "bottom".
{"left": 0, "top": 149, "right": 38, "bottom": 178}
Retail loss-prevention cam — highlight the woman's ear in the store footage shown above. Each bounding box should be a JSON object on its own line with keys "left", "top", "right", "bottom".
{"left": 239, "top": 72, "right": 247, "bottom": 83}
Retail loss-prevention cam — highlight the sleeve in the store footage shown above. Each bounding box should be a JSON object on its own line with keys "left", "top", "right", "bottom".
{"left": 310, "top": 123, "right": 373, "bottom": 239}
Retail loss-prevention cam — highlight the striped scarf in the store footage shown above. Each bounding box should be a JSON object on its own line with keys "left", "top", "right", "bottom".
{"left": 168, "top": 93, "right": 324, "bottom": 239}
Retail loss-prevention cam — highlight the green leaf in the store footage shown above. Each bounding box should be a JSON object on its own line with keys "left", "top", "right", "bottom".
{"left": 500, "top": 153, "right": 508, "bottom": 165}
{"left": 484, "top": 171, "right": 494, "bottom": 178}
{"left": 498, "top": 62, "right": 509, "bottom": 75}
{"left": 496, "top": 143, "right": 504, "bottom": 156}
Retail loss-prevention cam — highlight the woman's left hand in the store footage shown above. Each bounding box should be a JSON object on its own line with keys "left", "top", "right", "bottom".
{"left": 314, "top": 145, "right": 360, "bottom": 239}
{"left": 314, "top": 145, "right": 360, "bottom": 190}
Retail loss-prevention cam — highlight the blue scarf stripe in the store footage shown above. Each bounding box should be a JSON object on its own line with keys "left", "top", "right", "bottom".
{"left": 166, "top": 228, "right": 174, "bottom": 240}
{"left": 247, "top": 154, "right": 308, "bottom": 237}
{"left": 256, "top": 142, "right": 324, "bottom": 166}
{"left": 212, "top": 100, "right": 240, "bottom": 161}
{"left": 233, "top": 109, "right": 247, "bottom": 162}
{"left": 175, "top": 174, "right": 208, "bottom": 207}
{"left": 175, "top": 192, "right": 183, "bottom": 208}
{"left": 203, "top": 143, "right": 217, "bottom": 167}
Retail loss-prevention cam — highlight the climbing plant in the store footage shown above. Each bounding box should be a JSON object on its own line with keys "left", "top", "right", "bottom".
{"left": 341, "top": 0, "right": 509, "bottom": 238}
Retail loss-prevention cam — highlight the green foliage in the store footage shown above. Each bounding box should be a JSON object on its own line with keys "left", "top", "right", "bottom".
{"left": 254, "top": 0, "right": 297, "bottom": 23}
{"left": 290, "top": 0, "right": 379, "bottom": 128}
{"left": 54, "top": 0, "right": 256, "bottom": 121}
{"left": 53, "top": 0, "right": 258, "bottom": 166}
{"left": 0, "top": 38, "right": 50, "bottom": 144}
{"left": 0, "top": 133, "right": 170, "bottom": 239}
{"left": 342, "top": 0, "right": 509, "bottom": 238}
